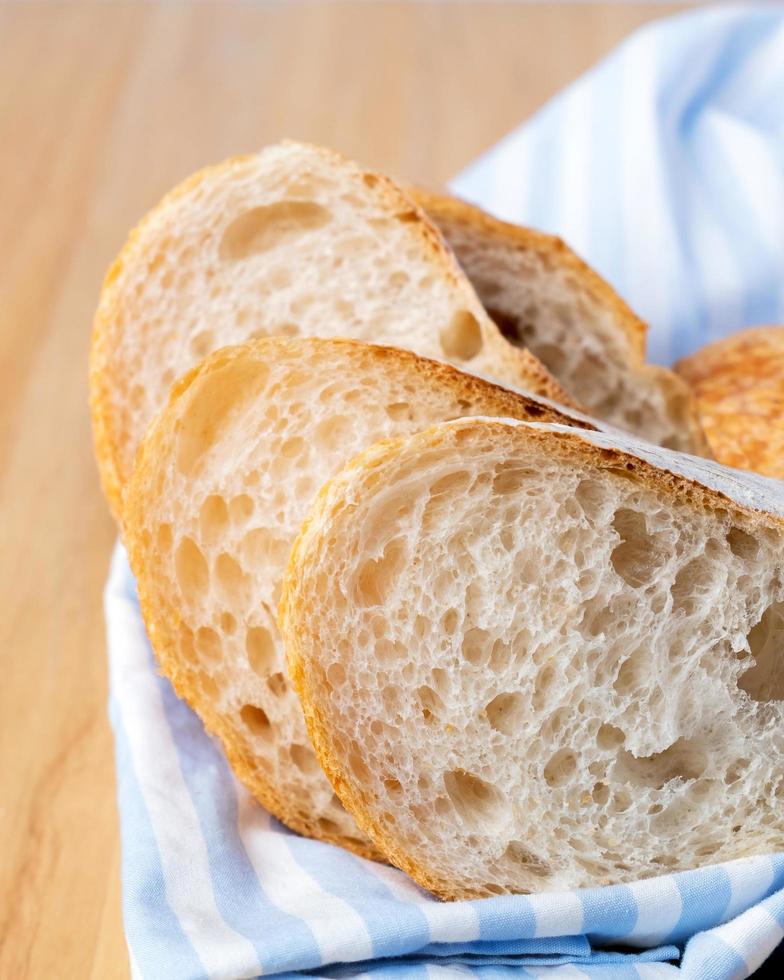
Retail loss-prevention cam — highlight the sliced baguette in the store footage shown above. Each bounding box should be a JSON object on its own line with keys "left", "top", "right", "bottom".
{"left": 123, "top": 337, "right": 588, "bottom": 856}
{"left": 414, "top": 190, "right": 708, "bottom": 455}
{"left": 675, "top": 326, "right": 784, "bottom": 478}
{"left": 90, "top": 141, "right": 573, "bottom": 519}
{"left": 281, "top": 417, "right": 784, "bottom": 897}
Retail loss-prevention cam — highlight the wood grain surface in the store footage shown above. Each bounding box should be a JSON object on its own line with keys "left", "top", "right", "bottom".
{"left": 0, "top": 2, "right": 690, "bottom": 976}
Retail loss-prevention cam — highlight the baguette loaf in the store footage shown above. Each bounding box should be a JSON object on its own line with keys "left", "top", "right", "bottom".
{"left": 123, "top": 338, "right": 588, "bottom": 856}
{"left": 675, "top": 326, "right": 784, "bottom": 478}
{"left": 282, "top": 417, "right": 784, "bottom": 897}
{"left": 90, "top": 141, "right": 572, "bottom": 519}
{"left": 415, "top": 190, "right": 708, "bottom": 455}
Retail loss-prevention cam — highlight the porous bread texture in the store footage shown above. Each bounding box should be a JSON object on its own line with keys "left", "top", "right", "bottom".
{"left": 675, "top": 326, "right": 784, "bottom": 479}
{"left": 90, "top": 140, "right": 572, "bottom": 518}
{"left": 282, "top": 418, "right": 784, "bottom": 898}
{"left": 415, "top": 190, "right": 708, "bottom": 456}
{"left": 123, "top": 337, "right": 585, "bottom": 856}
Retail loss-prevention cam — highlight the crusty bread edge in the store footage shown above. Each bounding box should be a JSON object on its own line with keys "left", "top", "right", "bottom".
{"left": 122, "top": 337, "right": 587, "bottom": 859}
{"left": 415, "top": 189, "right": 711, "bottom": 458}
{"left": 280, "top": 415, "right": 782, "bottom": 898}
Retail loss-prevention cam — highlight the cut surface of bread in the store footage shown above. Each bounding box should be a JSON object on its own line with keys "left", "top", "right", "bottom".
{"left": 91, "top": 141, "right": 572, "bottom": 518}
{"left": 123, "top": 338, "right": 587, "bottom": 856}
{"left": 415, "top": 189, "right": 708, "bottom": 456}
{"left": 282, "top": 418, "right": 784, "bottom": 897}
{"left": 675, "top": 326, "right": 784, "bottom": 478}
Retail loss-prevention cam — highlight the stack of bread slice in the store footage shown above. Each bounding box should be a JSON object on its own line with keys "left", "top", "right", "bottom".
{"left": 91, "top": 141, "right": 783, "bottom": 896}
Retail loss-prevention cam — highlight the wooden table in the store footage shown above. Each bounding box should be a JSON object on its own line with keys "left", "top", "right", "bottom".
{"left": 0, "top": 2, "right": 692, "bottom": 975}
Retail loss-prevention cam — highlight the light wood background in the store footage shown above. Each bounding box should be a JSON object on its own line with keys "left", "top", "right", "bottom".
{"left": 0, "top": 2, "right": 692, "bottom": 976}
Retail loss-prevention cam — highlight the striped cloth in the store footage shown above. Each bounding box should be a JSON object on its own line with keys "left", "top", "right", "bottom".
{"left": 106, "top": 6, "right": 784, "bottom": 979}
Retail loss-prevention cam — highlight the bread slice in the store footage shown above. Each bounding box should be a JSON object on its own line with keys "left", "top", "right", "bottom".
{"left": 123, "top": 337, "right": 588, "bottom": 857}
{"left": 675, "top": 326, "right": 784, "bottom": 478}
{"left": 414, "top": 190, "right": 708, "bottom": 456}
{"left": 281, "top": 417, "right": 784, "bottom": 897}
{"left": 90, "top": 141, "right": 573, "bottom": 519}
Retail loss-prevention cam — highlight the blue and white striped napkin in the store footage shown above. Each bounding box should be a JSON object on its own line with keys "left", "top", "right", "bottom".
{"left": 107, "top": 6, "right": 784, "bottom": 978}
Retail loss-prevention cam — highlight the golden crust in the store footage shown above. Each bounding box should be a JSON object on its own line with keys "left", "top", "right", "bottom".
{"left": 415, "top": 189, "right": 710, "bottom": 457}
{"left": 280, "top": 417, "right": 782, "bottom": 899}
{"left": 675, "top": 326, "right": 784, "bottom": 479}
{"left": 123, "top": 337, "right": 586, "bottom": 858}
{"left": 90, "top": 146, "right": 575, "bottom": 523}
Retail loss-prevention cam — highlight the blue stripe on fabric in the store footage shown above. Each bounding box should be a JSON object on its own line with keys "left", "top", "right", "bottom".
{"left": 473, "top": 895, "right": 537, "bottom": 942}
{"left": 579, "top": 884, "right": 639, "bottom": 942}
{"left": 154, "top": 669, "right": 323, "bottom": 976}
{"left": 668, "top": 865, "right": 732, "bottom": 946}
{"left": 281, "top": 834, "right": 432, "bottom": 961}
{"left": 111, "top": 699, "right": 207, "bottom": 980}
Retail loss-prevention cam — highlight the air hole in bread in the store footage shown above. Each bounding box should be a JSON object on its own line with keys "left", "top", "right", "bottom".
{"left": 362, "top": 173, "right": 378, "bottom": 189}
{"left": 396, "top": 210, "right": 418, "bottom": 223}
{"left": 220, "top": 611, "right": 237, "bottom": 634}
{"left": 727, "top": 526, "right": 760, "bottom": 561}
{"left": 738, "top": 601, "right": 784, "bottom": 702}
{"left": 290, "top": 743, "right": 320, "bottom": 775}
{"left": 543, "top": 748, "right": 577, "bottom": 788}
{"left": 219, "top": 201, "right": 331, "bottom": 260}
{"left": 196, "top": 671, "right": 219, "bottom": 699}
{"left": 384, "top": 777, "right": 403, "bottom": 798}
{"left": 229, "top": 494, "right": 255, "bottom": 523}
{"left": 443, "top": 770, "right": 509, "bottom": 830}
{"left": 281, "top": 436, "right": 306, "bottom": 460}
{"left": 596, "top": 723, "right": 626, "bottom": 750}
{"left": 194, "top": 626, "right": 221, "bottom": 664}
{"left": 327, "top": 662, "right": 346, "bottom": 687}
{"left": 349, "top": 750, "right": 371, "bottom": 782}
{"left": 246, "top": 625, "right": 276, "bottom": 675}
{"left": 461, "top": 627, "right": 489, "bottom": 666}
{"left": 317, "top": 816, "right": 340, "bottom": 835}
{"left": 439, "top": 311, "right": 483, "bottom": 361}
{"left": 532, "top": 661, "right": 556, "bottom": 710}
{"left": 157, "top": 523, "right": 173, "bottom": 552}
{"left": 613, "top": 647, "right": 647, "bottom": 695}
{"left": 485, "top": 692, "right": 525, "bottom": 734}
{"left": 190, "top": 330, "right": 214, "bottom": 358}
{"left": 314, "top": 415, "right": 349, "bottom": 451}
{"left": 386, "top": 402, "right": 412, "bottom": 422}
{"left": 610, "top": 508, "right": 663, "bottom": 588}
{"left": 502, "top": 840, "right": 550, "bottom": 878}
{"left": 377, "top": 638, "right": 406, "bottom": 662}
{"left": 537, "top": 341, "right": 570, "bottom": 376}
{"left": 177, "top": 361, "right": 267, "bottom": 475}
{"left": 492, "top": 467, "right": 535, "bottom": 495}
{"left": 267, "top": 672, "right": 288, "bottom": 698}
{"left": 671, "top": 555, "right": 715, "bottom": 615}
{"left": 614, "top": 735, "right": 706, "bottom": 789}
{"left": 215, "top": 553, "right": 247, "bottom": 597}
{"left": 174, "top": 537, "right": 209, "bottom": 595}
{"left": 418, "top": 685, "right": 444, "bottom": 724}
{"left": 485, "top": 306, "right": 521, "bottom": 343}
{"left": 724, "top": 759, "right": 748, "bottom": 785}
{"left": 355, "top": 537, "right": 406, "bottom": 606}
{"left": 200, "top": 495, "right": 229, "bottom": 543}
{"left": 240, "top": 704, "right": 273, "bottom": 741}
{"left": 441, "top": 608, "right": 459, "bottom": 636}
{"left": 575, "top": 479, "right": 605, "bottom": 520}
